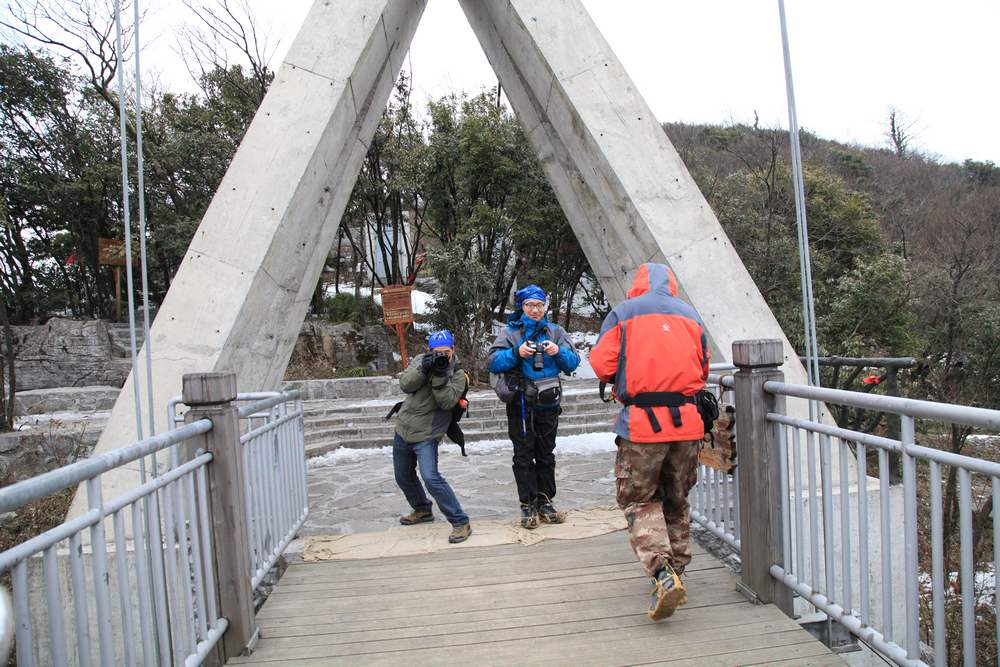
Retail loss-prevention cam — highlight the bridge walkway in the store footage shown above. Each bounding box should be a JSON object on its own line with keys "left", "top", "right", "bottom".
{"left": 231, "top": 531, "right": 843, "bottom": 666}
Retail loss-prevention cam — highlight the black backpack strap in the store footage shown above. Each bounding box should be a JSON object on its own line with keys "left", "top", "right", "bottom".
{"left": 383, "top": 400, "right": 404, "bottom": 421}
{"left": 625, "top": 392, "right": 696, "bottom": 433}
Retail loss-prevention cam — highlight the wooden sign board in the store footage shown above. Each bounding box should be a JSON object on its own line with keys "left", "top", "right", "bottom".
{"left": 380, "top": 285, "right": 414, "bottom": 325}
{"left": 98, "top": 238, "right": 135, "bottom": 266}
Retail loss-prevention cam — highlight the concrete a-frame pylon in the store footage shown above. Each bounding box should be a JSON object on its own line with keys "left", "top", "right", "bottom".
{"left": 76, "top": 0, "right": 815, "bottom": 510}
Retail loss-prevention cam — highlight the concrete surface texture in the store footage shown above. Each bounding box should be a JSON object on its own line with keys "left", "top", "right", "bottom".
{"left": 80, "top": 0, "right": 823, "bottom": 517}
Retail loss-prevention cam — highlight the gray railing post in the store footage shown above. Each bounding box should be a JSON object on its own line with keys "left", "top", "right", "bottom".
{"left": 733, "top": 340, "right": 794, "bottom": 615}
{"left": 183, "top": 372, "right": 257, "bottom": 662}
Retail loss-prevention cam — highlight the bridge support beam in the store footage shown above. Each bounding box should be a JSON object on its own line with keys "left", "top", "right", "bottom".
{"left": 76, "top": 0, "right": 823, "bottom": 518}
{"left": 733, "top": 339, "right": 794, "bottom": 615}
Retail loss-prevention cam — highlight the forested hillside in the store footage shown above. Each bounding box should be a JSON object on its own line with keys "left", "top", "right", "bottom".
{"left": 1, "top": 41, "right": 997, "bottom": 411}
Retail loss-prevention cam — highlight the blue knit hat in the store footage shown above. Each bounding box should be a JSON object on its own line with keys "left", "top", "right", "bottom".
{"left": 515, "top": 284, "right": 547, "bottom": 310}
{"left": 428, "top": 329, "right": 454, "bottom": 349}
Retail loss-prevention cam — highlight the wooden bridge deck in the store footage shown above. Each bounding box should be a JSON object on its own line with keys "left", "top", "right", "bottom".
{"left": 231, "top": 531, "right": 843, "bottom": 666}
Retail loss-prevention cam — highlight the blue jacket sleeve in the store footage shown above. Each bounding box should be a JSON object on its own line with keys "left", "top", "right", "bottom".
{"left": 551, "top": 327, "right": 580, "bottom": 374}
{"left": 487, "top": 330, "right": 520, "bottom": 373}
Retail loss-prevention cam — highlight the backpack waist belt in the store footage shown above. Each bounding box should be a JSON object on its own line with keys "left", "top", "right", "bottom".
{"left": 622, "top": 392, "right": 696, "bottom": 433}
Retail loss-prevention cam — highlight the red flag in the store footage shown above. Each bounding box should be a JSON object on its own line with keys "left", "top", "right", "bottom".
{"left": 65, "top": 254, "right": 77, "bottom": 266}
{"left": 862, "top": 375, "right": 883, "bottom": 386}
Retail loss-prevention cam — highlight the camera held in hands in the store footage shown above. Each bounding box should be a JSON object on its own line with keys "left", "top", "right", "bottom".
{"left": 420, "top": 350, "right": 451, "bottom": 376}
{"left": 526, "top": 340, "right": 548, "bottom": 371}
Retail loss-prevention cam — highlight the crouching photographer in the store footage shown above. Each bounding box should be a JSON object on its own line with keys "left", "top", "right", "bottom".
{"left": 488, "top": 285, "right": 580, "bottom": 529}
{"left": 391, "top": 330, "right": 472, "bottom": 544}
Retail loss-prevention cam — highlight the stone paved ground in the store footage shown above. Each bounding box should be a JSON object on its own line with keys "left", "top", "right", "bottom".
{"left": 302, "top": 433, "right": 620, "bottom": 536}
{"left": 301, "top": 432, "right": 744, "bottom": 576}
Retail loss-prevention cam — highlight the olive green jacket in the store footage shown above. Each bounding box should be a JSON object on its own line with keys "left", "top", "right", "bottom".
{"left": 394, "top": 353, "right": 467, "bottom": 444}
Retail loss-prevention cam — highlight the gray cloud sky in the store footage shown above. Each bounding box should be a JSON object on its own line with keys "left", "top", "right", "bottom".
{"left": 114, "top": 1, "right": 1000, "bottom": 164}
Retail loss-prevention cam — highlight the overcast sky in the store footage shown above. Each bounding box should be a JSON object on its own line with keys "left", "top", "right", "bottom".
{"left": 133, "top": 1, "right": 1000, "bottom": 165}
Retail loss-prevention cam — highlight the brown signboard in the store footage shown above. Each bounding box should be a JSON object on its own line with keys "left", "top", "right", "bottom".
{"left": 380, "top": 285, "right": 414, "bottom": 325}
{"left": 98, "top": 238, "right": 135, "bottom": 266}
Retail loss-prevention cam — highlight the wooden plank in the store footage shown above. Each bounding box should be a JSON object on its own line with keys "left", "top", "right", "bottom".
{"left": 268, "top": 561, "right": 730, "bottom": 601}
{"left": 233, "top": 620, "right": 818, "bottom": 665}
{"left": 256, "top": 597, "right": 763, "bottom": 640}
{"left": 256, "top": 571, "right": 741, "bottom": 619}
{"left": 234, "top": 614, "right": 801, "bottom": 663}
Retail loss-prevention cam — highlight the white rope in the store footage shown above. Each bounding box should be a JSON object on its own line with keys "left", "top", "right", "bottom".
{"left": 114, "top": 0, "right": 145, "bottom": 444}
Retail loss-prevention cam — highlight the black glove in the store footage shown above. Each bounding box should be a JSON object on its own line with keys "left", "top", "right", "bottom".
{"left": 419, "top": 353, "right": 436, "bottom": 375}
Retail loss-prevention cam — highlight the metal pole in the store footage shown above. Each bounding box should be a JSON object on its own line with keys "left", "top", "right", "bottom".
{"left": 133, "top": 0, "right": 156, "bottom": 438}
{"left": 777, "top": 0, "right": 821, "bottom": 411}
{"left": 114, "top": 0, "right": 144, "bottom": 441}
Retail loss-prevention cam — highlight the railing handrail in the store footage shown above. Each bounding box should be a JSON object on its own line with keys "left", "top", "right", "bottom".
{"left": 765, "top": 379, "right": 1000, "bottom": 430}
{"left": 0, "top": 418, "right": 213, "bottom": 514}
{"left": 238, "top": 390, "right": 301, "bottom": 419}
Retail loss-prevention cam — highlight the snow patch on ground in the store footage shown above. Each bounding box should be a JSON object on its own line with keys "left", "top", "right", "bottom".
{"left": 307, "top": 431, "right": 616, "bottom": 469}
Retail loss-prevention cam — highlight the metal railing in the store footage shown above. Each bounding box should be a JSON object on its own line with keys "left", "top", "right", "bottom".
{"left": 0, "top": 377, "right": 307, "bottom": 666}
{"left": 168, "top": 391, "right": 308, "bottom": 592}
{"left": 766, "top": 381, "right": 1000, "bottom": 667}
{"left": 690, "top": 366, "right": 740, "bottom": 550}
{"left": 0, "top": 419, "right": 225, "bottom": 666}
{"left": 720, "top": 341, "right": 1000, "bottom": 667}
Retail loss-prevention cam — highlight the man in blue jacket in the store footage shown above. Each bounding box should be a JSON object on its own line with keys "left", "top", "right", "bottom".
{"left": 488, "top": 285, "right": 580, "bottom": 528}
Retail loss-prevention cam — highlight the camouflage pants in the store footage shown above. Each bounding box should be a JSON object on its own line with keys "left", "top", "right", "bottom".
{"left": 615, "top": 437, "right": 700, "bottom": 577}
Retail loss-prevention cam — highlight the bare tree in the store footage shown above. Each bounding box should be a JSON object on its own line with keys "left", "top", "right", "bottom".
{"left": 886, "top": 106, "right": 917, "bottom": 158}
{"left": 176, "top": 0, "right": 275, "bottom": 105}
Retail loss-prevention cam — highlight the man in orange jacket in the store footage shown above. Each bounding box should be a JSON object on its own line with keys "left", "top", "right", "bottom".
{"left": 590, "top": 263, "right": 710, "bottom": 620}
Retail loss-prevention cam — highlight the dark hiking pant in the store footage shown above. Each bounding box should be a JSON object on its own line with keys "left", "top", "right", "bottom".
{"left": 615, "top": 437, "right": 700, "bottom": 576}
{"left": 505, "top": 399, "right": 560, "bottom": 505}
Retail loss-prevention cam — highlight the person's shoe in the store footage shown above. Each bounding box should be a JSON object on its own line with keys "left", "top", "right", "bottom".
{"left": 448, "top": 523, "right": 472, "bottom": 544}
{"left": 399, "top": 509, "right": 434, "bottom": 525}
{"left": 648, "top": 564, "right": 688, "bottom": 620}
{"left": 520, "top": 502, "right": 539, "bottom": 529}
{"left": 536, "top": 494, "right": 566, "bottom": 524}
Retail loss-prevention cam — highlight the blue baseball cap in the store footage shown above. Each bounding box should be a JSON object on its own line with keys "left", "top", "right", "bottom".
{"left": 428, "top": 329, "right": 455, "bottom": 349}
{"left": 515, "top": 284, "right": 547, "bottom": 309}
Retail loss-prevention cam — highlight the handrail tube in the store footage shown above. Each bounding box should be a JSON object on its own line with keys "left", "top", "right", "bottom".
{"left": 798, "top": 355, "right": 916, "bottom": 368}
{"left": 765, "top": 380, "right": 1000, "bottom": 430}
{"left": 239, "top": 411, "right": 302, "bottom": 445}
{"left": 0, "top": 419, "right": 212, "bottom": 514}
{"left": 769, "top": 412, "right": 1000, "bottom": 479}
{"left": 238, "top": 391, "right": 301, "bottom": 419}
{"left": 768, "top": 413, "right": 900, "bottom": 452}
{"left": 0, "top": 454, "right": 213, "bottom": 572}
{"left": 182, "top": 617, "right": 228, "bottom": 667}
{"left": 771, "top": 565, "right": 923, "bottom": 666}
{"left": 689, "top": 509, "right": 740, "bottom": 551}
{"left": 251, "top": 509, "right": 308, "bottom": 590}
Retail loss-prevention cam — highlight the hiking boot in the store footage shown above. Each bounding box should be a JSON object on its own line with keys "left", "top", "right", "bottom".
{"left": 520, "top": 502, "right": 539, "bottom": 529}
{"left": 648, "top": 564, "right": 688, "bottom": 620}
{"left": 399, "top": 509, "right": 434, "bottom": 525}
{"left": 448, "top": 523, "right": 472, "bottom": 544}
{"left": 536, "top": 495, "right": 566, "bottom": 524}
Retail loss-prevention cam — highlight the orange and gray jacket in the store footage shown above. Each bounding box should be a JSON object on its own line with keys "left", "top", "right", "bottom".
{"left": 590, "top": 263, "right": 710, "bottom": 443}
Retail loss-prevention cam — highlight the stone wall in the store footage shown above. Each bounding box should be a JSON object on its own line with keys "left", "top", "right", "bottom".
{"left": 12, "top": 318, "right": 131, "bottom": 391}
{"left": 285, "top": 319, "right": 398, "bottom": 378}
{"left": 0, "top": 426, "right": 101, "bottom": 482}
{"left": 13, "top": 386, "right": 120, "bottom": 416}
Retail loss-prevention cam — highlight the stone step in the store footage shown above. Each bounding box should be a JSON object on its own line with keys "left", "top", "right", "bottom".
{"left": 301, "top": 387, "right": 608, "bottom": 418}
{"left": 304, "top": 419, "right": 614, "bottom": 458}
{"left": 304, "top": 398, "right": 617, "bottom": 429}
{"left": 304, "top": 408, "right": 617, "bottom": 445}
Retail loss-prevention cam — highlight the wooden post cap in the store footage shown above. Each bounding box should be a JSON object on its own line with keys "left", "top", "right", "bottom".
{"left": 732, "top": 339, "right": 784, "bottom": 368}
{"left": 182, "top": 372, "right": 238, "bottom": 405}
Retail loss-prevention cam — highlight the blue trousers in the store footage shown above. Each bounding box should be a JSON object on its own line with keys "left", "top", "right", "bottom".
{"left": 393, "top": 434, "right": 469, "bottom": 526}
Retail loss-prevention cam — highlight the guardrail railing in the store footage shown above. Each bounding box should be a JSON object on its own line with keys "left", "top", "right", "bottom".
{"left": 0, "top": 372, "right": 308, "bottom": 665}
{"left": 0, "top": 417, "right": 223, "bottom": 666}
{"left": 169, "top": 391, "right": 308, "bottom": 592}
{"left": 730, "top": 339, "right": 1000, "bottom": 667}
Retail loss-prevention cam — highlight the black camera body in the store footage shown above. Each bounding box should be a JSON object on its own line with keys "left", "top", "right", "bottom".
{"left": 526, "top": 340, "right": 548, "bottom": 371}
{"left": 421, "top": 350, "right": 451, "bottom": 376}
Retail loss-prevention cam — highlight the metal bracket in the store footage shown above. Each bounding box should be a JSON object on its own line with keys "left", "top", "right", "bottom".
{"left": 800, "top": 617, "right": 861, "bottom": 653}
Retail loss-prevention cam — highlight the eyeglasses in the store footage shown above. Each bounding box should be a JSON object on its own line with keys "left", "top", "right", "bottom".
{"left": 522, "top": 302, "right": 546, "bottom": 311}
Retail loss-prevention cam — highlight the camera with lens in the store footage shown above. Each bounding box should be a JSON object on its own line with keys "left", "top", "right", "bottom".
{"left": 526, "top": 340, "right": 548, "bottom": 371}
{"left": 420, "top": 350, "right": 451, "bottom": 376}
